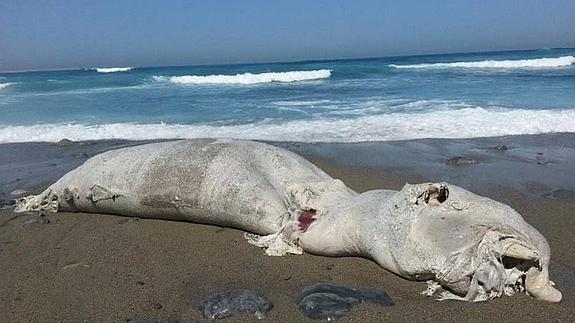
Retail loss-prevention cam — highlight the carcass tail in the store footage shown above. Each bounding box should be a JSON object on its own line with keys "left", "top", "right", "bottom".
{"left": 14, "top": 189, "right": 60, "bottom": 213}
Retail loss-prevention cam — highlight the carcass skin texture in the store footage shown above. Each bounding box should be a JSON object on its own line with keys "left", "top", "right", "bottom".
{"left": 16, "top": 139, "right": 562, "bottom": 302}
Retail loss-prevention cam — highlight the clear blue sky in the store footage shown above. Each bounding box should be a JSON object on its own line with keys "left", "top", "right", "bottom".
{"left": 1, "top": 0, "right": 574, "bottom": 71}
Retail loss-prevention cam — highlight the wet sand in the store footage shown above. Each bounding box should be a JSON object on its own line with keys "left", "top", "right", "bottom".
{"left": 0, "top": 134, "right": 574, "bottom": 322}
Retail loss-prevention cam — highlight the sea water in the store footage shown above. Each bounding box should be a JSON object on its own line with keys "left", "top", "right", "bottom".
{"left": 1, "top": 48, "right": 574, "bottom": 143}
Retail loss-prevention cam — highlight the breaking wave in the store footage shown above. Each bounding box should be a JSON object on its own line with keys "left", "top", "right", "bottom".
{"left": 1, "top": 107, "right": 574, "bottom": 143}
{"left": 153, "top": 69, "right": 331, "bottom": 85}
{"left": 0, "top": 82, "right": 15, "bottom": 90}
{"left": 93, "top": 67, "right": 133, "bottom": 73}
{"left": 389, "top": 56, "right": 575, "bottom": 69}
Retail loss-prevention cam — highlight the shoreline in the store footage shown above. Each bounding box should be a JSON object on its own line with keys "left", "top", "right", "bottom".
{"left": 0, "top": 133, "right": 574, "bottom": 321}
{"left": 283, "top": 132, "right": 575, "bottom": 197}
{"left": 2, "top": 133, "right": 574, "bottom": 201}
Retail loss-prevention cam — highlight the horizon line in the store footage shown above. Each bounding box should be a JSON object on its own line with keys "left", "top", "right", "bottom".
{"left": 1, "top": 46, "right": 573, "bottom": 75}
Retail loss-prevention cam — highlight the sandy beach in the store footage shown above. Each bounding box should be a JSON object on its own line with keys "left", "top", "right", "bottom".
{"left": 1, "top": 134, "right": 574, "bottom": 322}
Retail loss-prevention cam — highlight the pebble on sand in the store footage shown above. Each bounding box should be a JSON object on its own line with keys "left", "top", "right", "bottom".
{"left": 445, "top": 156, "right": 479, "bottom": 166}
{"left": 543, "top": 189, "right": 575, "bottom": 200}
{"left": 56, "top": 138, "right": 76, "bottom": 147}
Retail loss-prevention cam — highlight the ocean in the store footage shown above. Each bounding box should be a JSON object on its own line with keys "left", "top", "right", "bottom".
{"left": 1, "top": 48, "right": 574, "bottom": 143}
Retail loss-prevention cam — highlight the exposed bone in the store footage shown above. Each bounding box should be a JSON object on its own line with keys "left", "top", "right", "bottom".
{"left": 505, "top": 244, "right": 539, "bottom": 261}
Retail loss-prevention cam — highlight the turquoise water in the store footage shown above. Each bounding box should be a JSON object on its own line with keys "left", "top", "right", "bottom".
{"left": 1, "top": 48, "right": 574, "bottom": 143}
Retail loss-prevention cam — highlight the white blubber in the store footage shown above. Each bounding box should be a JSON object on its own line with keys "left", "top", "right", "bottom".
{"left": 16, "top": 139, "right": 562, "bottom": 303}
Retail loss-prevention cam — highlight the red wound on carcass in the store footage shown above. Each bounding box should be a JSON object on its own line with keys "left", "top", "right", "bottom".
{"left": 298, "top": 208, "right": 317, "bottom": 231}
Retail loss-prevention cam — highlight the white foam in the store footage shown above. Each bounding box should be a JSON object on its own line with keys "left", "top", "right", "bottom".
{"left": 93, "top": 67, "right": 133, "bottom": 73}
{"left": 272, "top": 100, "right": 333, "bottom": 106}
{"left": 389, "top": 56, "right": 575, "bottom": 69}
{"left": 153, "top": 69, "right": 331, "bottom": 85}
{"left": 1, "top": 107, "right": 574, "bottom": 143}
{"left": 8, "top": 84, "right": 156, "bottom": 99}
{"left": 0, "top": 82, "right": 15, "bottom": 90}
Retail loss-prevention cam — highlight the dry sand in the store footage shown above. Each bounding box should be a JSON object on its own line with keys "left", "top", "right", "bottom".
{"left": 0, "top": 134, "right": 574, "bottom": 322}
